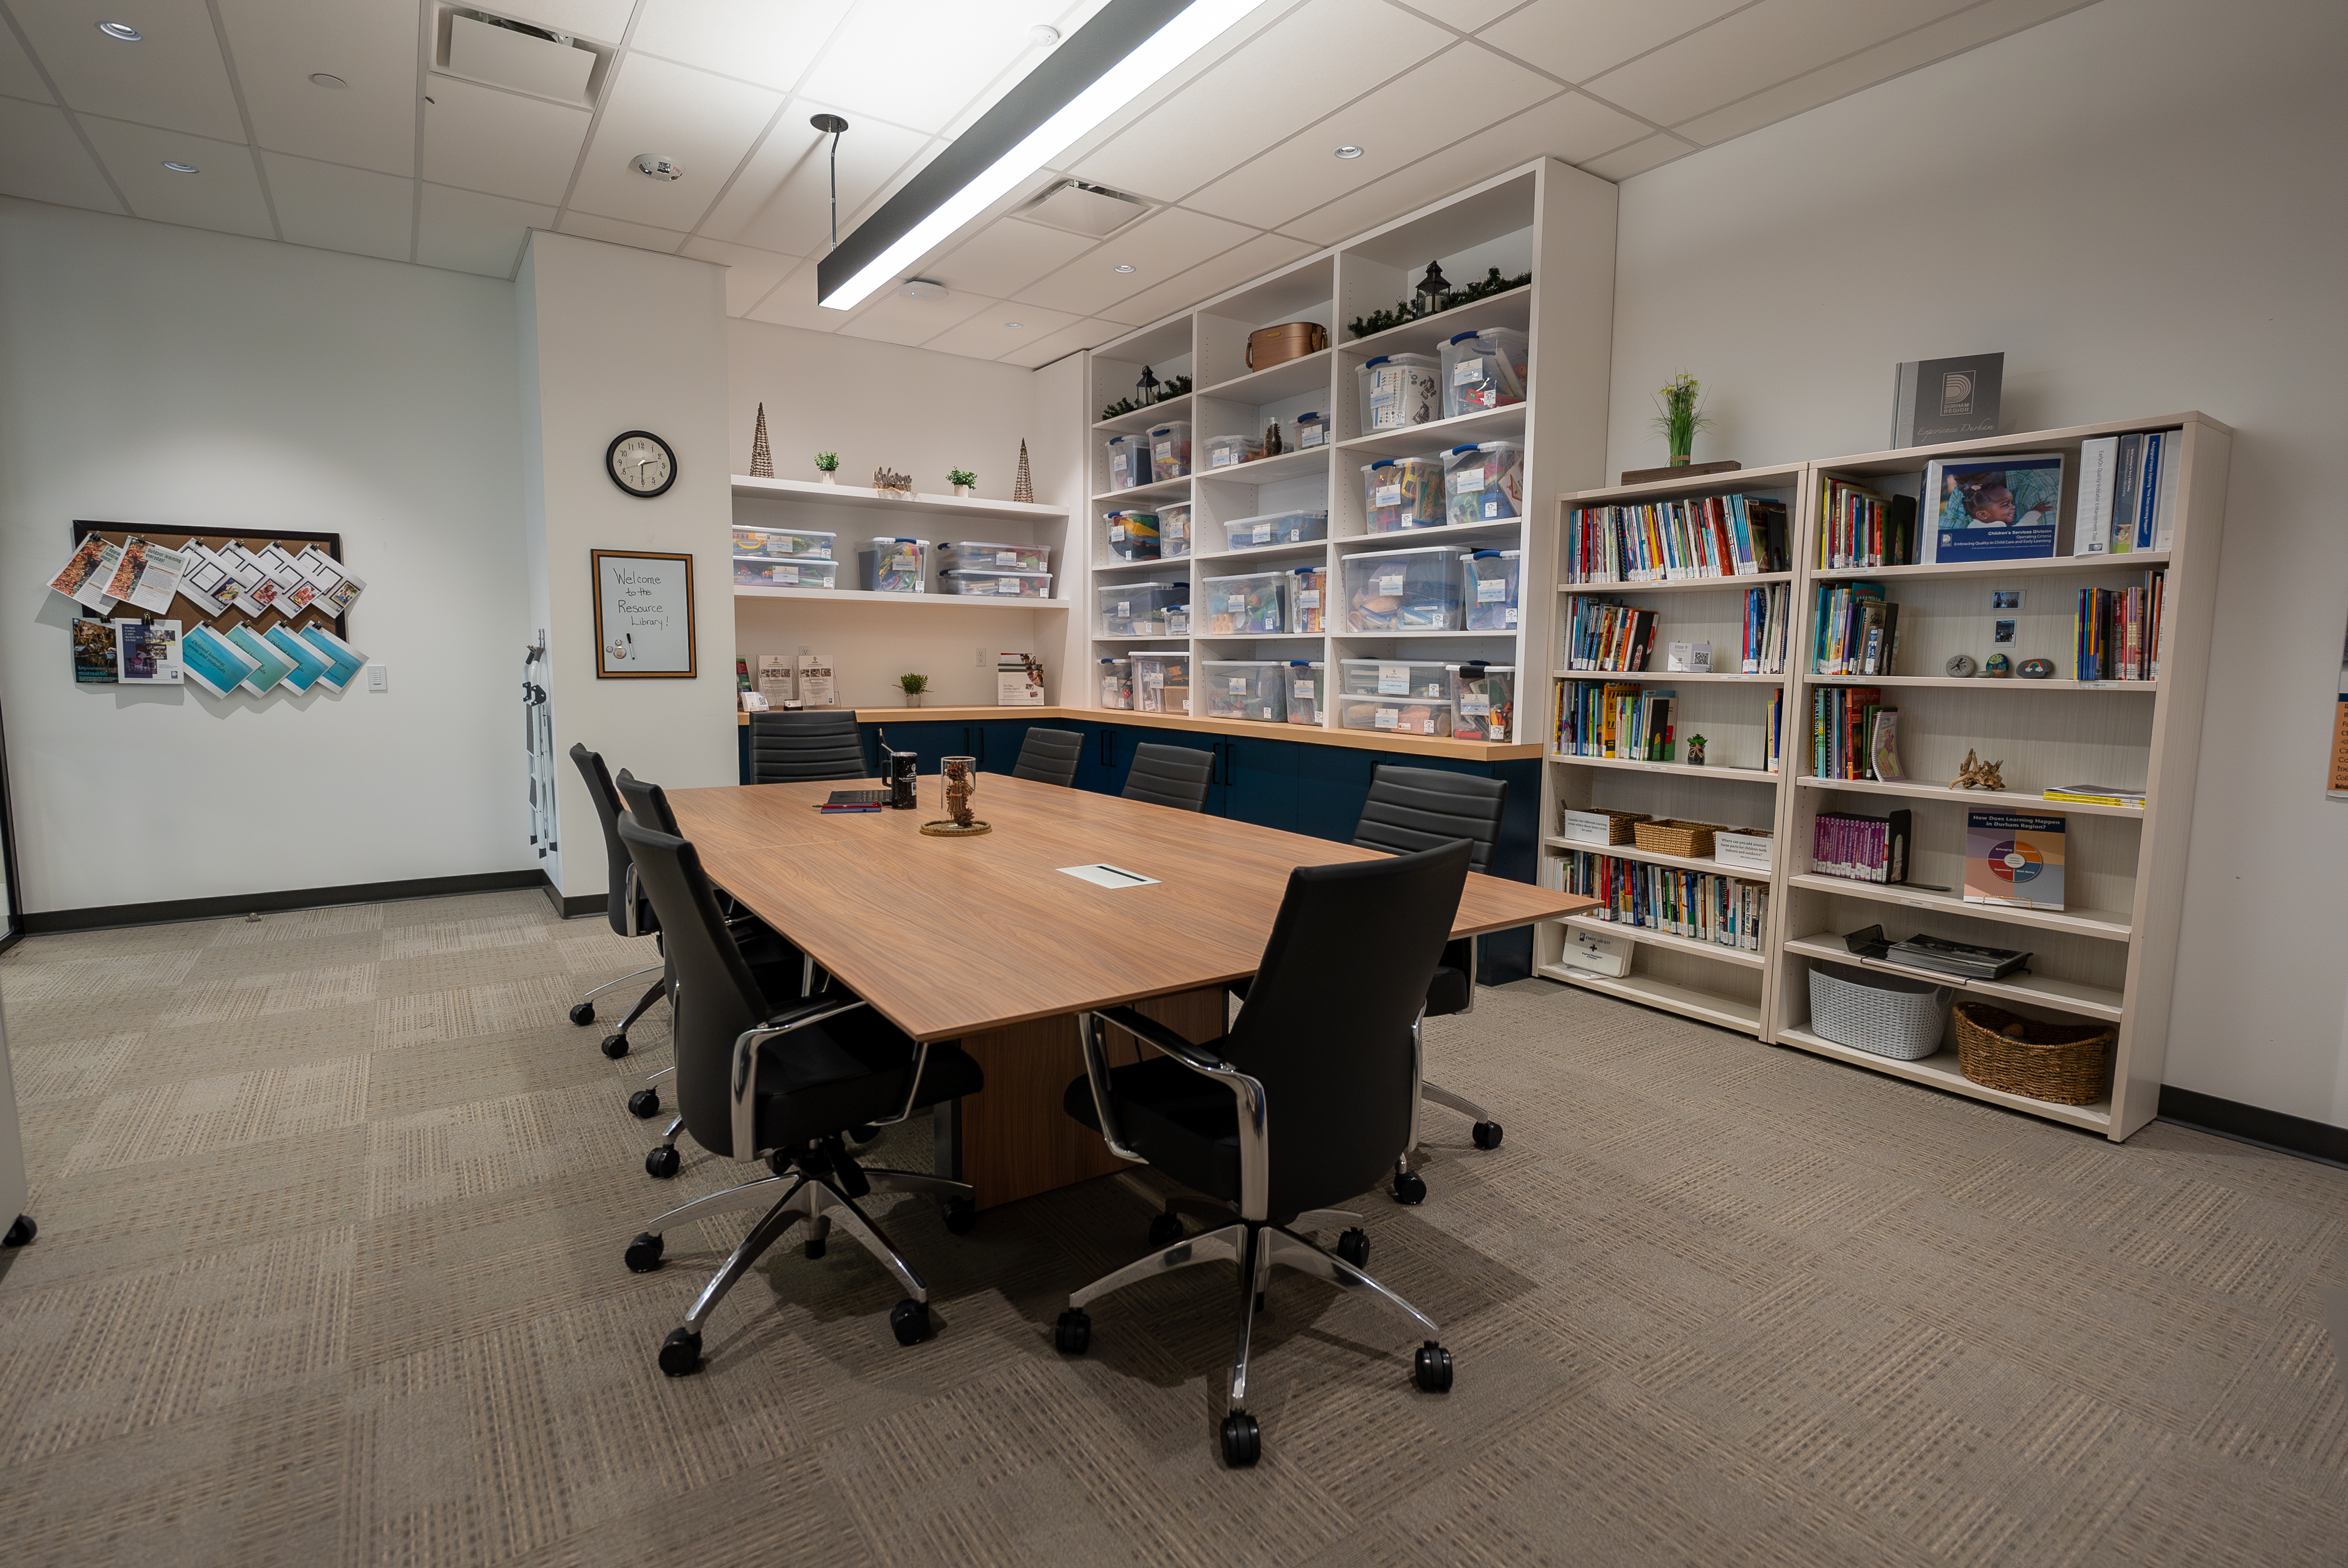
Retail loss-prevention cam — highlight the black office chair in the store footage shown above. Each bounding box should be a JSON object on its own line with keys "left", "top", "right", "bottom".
{"left": 1010, "top": 727, "right": 1082, "bottom": 788}
{"left": 1121, "top": 741, "right": 1213, "bottom": 811}
{"left": 1055, "top": 841, "right": 1471, "bottom": 1468}
{"left": 614, "top": 814, "right": 983, "bottom": 1374}
{"left": 749, "top": 710, "right": 865, "bottom": 783}
{"left": 565, "top": 744, "right": 667, "bottom": 1060}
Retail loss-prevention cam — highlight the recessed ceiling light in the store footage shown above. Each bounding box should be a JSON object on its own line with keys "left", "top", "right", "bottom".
{"left": 1334, "top": 145, "right": 1363, "bottom": 160}
{"left": 1005, "top": 321, "right": 1024, "bottom": 329}
{"left": 309, "top": 72, "right": 347, "bottom": 89}
{"left": 162, "top": 162, "right": 199, "bottom": 174}
{"left": 1113, "top": 264, "right": 1135, "bottom": 273}
{"left": 96, "top": 21, "right": 142, "bottom": 41}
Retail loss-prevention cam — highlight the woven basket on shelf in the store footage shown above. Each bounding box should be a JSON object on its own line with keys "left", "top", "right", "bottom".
{"left": 1952, "top": 1002, "right": 2115, "bottom": 1105}
{"left": 1632, "top": 818, "right": 1723, "bottom": 858}
{"left": 1559, "top": 806, "right": 1649, "bottom": 844}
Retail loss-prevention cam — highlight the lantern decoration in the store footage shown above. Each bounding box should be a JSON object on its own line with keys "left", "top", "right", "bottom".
{"left": 1413, "top": 260, "right": 1450, "bottom": 317}
{"left": 1136, "top": 364, "right": 1160, "bottom": 407}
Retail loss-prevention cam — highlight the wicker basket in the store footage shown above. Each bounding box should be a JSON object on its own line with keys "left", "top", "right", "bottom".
{"left": 1809, "top": 962, "right": 1948, "bottom": 1060}
{"left": 1633, "top": 818, "right": 1723, "bottom": 858}
{"left": 1953, "top": 1003, "right": 2115, "bottom": 1104}
{"left": 1560, "top": 806, "right": 1649, "bottom": 844}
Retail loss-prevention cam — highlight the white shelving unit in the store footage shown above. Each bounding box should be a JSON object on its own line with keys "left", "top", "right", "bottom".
{"left": 1074, "top": 160, "right": 1617, "bottom": 746}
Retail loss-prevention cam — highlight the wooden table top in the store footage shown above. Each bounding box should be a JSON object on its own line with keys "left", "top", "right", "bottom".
{"left": 664, "top": 775, "right": 1593, "bottom": 1041}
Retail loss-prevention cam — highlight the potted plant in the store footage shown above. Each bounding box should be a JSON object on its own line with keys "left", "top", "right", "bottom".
{"left": 1650, "top": 372, "right": 1714, "bottom": 467}
{"left": 898, "top": 672, "right": 929, "bottom": 707}
{"left": 947, "top": 468, "right": 977, "bottom": 498}
{"left": 814, "top": 450, "right": 839, "bottom": 484}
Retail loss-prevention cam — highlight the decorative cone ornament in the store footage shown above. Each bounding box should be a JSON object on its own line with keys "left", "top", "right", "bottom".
{"left": 1012, "top": 440, "right": 1034, "bottom": 504}
{"left": 749, "top": 402, "right": 774, "bottom": 478}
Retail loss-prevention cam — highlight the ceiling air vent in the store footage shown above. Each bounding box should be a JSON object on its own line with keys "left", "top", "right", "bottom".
{"left": 1019, "top": 181, "right": 1151, "bottom": 239}
{"left": 443, "top": 10, "right": 596, "bottom": 105}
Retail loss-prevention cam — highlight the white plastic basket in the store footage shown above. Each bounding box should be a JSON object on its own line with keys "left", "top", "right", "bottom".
{"left": 1808, "top": 961, "right": 1948, "bottom": 1060}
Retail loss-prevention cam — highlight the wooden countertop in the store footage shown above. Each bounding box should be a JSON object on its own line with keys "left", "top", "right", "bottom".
{"left": 736, "top": 704, "right": 1543, "bottom": 761}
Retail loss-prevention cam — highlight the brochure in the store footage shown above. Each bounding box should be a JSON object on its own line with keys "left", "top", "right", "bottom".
{"left": 179, "top": 623, "right": 259, "bottom": 697}
{"left": 1964, "top": 809, "right": 2067, "bottom": 910}
{"left": 264, "top": 622, "right": 333, "bottom": 691}
{"left": 102, "top": 536, "right": 156, "bottom": 603}
{"left": 293, "top": 547, "right": 350, "bottom": 609}
{"left": 50, "top": 535, "right": 124, "bottom": 612}
{"left": 299, "top": 625, "right": 366, "bottom": 690}
{"left": 796, "top": 651, "right": 836, "bottom": 707}
{"left": 174, "top": 543, "right": 235, "bottom": 616}
{"left": 224, "top": 621, "right": 294, "bottom": 694}
{"left": 757, "top": 654, "right": 793, "bottom": 704}
{"left": 255, "top": 543, "right": 317, "bottom": 613}
{"left": 1924, "top": 454, "right": 2062, "bottom": 564}
{"left": 71, "top": 618, "right": 118, "bottom": 683}
{"left": 114, "top": 618, "right": 184, "bottom": 684}
{"left": 123, "top": 541, "right": 188, "bottom": 614}
{"left": 211, "top": 543, "right": 274, "bottom": 616}
{"left": 321, "top": 564, "right": 365, "bottom": 616}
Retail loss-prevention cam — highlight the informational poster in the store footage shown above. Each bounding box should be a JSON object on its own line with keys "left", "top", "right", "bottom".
{"left": 2329, "top": 612, "right": 2348, "bottom": 802}
{"left": 591, "top": 550, "right": 696, "bottom": 678}
{"left": 796, "top": 651, "right": 836, "bottom": 707}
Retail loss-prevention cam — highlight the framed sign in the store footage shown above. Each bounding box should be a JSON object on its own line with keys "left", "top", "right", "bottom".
{"left": 591, "top": 549, "right": 696, "bottom": 678}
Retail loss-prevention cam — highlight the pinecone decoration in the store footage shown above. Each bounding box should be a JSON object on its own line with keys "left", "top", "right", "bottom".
{"left": 749, "top": 402, "right": 774, "bottom": 478}
{"left": 1012, "top": 439, "right": 1034, "bottom": 504}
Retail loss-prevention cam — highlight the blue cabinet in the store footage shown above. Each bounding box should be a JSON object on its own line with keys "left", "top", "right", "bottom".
{"left": 1212, "top": 733, "right": 1298, "bottom": 833}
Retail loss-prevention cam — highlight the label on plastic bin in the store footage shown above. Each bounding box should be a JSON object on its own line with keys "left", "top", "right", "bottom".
{"left": 1109, "top": 523, "right": 1126, "bottom": 540}
{"left": 1483, "top": 499, "right": 1505, "bottom": 519}
{"left": 1293, "top": 680, "right": 1314, "bottom": 699}
{"left": 1300, "top": 427, "right": 1323, "bottom": 447}
{"left": 1374, "top": 485, "right": 1401, "bottom": 507}
{"left": 1476, "top": 578, "right": 1507, "bottom": 602}
{"left": 1229, "top": 676, "right": 1247, "bottom": 692}
{"left": 1250, "top": 523, "right": 1270, "bottom": 543}
{"left": 1296, "top": 590, "right": 1320, "bottom": 608}
{"left": 1420, "top": 716, "right": 1438, "bottom": 734}
{"left": 1155, "top": 441, "right": 1175, "bottom": 461}
{"left": 1462, "top": 696, "right": 1490, "bottom": 716}
{"left": 996, "top": 551, "right": 1019, "bottom": 565}
{"left": 1225, "top": 594, "right": 1244, "bottom": 611}
{"left": 1453, "top": 467, "right": 1483, "bottom": 491}
{"left": 1377, "top": 572, "right": 1404, "bottom": 595}
{"left": 1378, "top": 664, "right": 1409, "bottom": 694}
{"left": 775, "top": 566, "right": 799, "bottom": 585}
{"left": 1505, "top": 607, "right": 1519, "bottom": 626}
{"left": 1213, "top": 450, "right": 1238, "bottom": 467}
{"left": 1488, "top": 723, "right": 1506, "bottom": 740}
{"left": 1374, "top": 708, "right": 1398, "bottom": 730}
{"left": 997, "top": 578, "right": 1020, "bottom": 594}
{"left": 1115, "top": 600, "right": 1130, "bottom": 616}
{"left": 1452, "top": 358, "right": 1482, "bottom": 385}
{"left": 1166, "top": 517, "right": 1187, "bottom": 537}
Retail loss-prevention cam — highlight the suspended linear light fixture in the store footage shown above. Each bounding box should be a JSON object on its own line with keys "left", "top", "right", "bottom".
{"left": 810, "top": 113, "right": 848, "bottom": 249}
{"left": 816, "top": 0, "right": 1254, "bottom": 310}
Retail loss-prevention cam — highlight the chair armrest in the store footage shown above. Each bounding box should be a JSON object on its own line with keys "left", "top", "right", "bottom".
{"left": 728, "top": 994, "right": 870, "bottom": 1161}
{"left": 1092, "top": 1006, "right": 1267, "bottom": 1222}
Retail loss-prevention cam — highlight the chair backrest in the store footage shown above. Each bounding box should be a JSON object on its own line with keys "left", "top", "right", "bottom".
{"left": 1121, "top": 742, "right": 1214, "bottom": 811}
{"left": 1225, "top": 842, "right": 1470, "bottom": 1216}
{"left": 1010, "top": 727, "right": 1083, "bottom": 788}
{"left": 613, "top": 768, "right": 679, "bottom": 834}
{"left": 750, "top": 710, "right": 865, "bottom": 783}
{"left": 569, "top": 742, "right": 648, "bottom": 938}
{"left": 617, "top": 816, "right": 769, "bottom": 1158}
{"left": 1353, "top": 764, "right": 1505, "bottom": 875}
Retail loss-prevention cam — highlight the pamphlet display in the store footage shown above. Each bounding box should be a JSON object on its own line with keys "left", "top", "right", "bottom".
{"left": 1964, "top": 810, "right": 2067, "bottom": 910}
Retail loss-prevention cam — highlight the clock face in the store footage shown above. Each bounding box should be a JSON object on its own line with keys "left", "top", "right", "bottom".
{"left": 606, "top": 431, "right": 676, "bottom": 497}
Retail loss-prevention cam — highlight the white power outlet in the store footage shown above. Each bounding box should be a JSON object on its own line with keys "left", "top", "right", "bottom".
{"left": 365, "top": 664, "right": 388, "bottom": 693}
{"left": 976, "top": 645, "right": 989, "bottom": 668}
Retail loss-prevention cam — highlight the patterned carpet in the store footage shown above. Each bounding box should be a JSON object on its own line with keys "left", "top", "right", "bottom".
{"left": 0, "top": 888, "right": 2342, "bottom": 1567}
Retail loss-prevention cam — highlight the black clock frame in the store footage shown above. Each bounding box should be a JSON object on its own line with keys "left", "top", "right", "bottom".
{"left": 606, "top": 429, "right": 678, "bottom": 499}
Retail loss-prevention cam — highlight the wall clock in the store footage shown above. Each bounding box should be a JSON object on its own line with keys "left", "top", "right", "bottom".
{"left": 606, "top": 430, "right": 677, "bottom": 498}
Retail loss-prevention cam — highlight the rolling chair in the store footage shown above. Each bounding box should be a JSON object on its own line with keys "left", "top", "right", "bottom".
{"left": 614, "top": 814, "right": 982, "bottom": 1374}
{"left": 1010, "top": 727, "right": 1083, "bottom": 788}
{"left": 1055, "top": 841, "right": 1473, "bottom": 1467}
{"left": 1120, "top": 741, "right": 1214, "bottom": 811}
{"left": 749, "top": 710, "right": 865, "bottom": 783}
{"left": 565, "top": 744, "right": 667, "bottom": 1060}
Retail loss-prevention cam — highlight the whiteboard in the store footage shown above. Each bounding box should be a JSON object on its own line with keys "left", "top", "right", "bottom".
{"left": 591, "top": 550, "right": 697, "bottom": 677}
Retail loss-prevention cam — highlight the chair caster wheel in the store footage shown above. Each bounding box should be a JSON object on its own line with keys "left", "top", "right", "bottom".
{"left": 1472, "top": 1121, "right": 1504, "bottom": 1150}
{"left": 1414, "top": 1340, "right": 1454, "bottom": 1393}
{"left": 804, "top": 1236, "right": 826, "bottom": 1260}
{"left": 657, "top": 1328, "right": 702, "bottom": 1377}
{"left": 845, "top": 1124, "right": 879, "bottom": 1143}
{"left": 1218, "top": 1411, "right": 1261, "bottom": 1468}
{"left": 645, "top": 1146, "right": 680, "bottom": 1179}
{"left": 624, "top": 1232, "right": 663, "bottom": 1273}
{"left": 1336, "top": 1227, "right": 1370, "bottom": 1268}
{"left": 1393, "top": 1169, "right": 1427, "bottom": 1205}
{"left": 3, "top": 1214, "right": 34, "bottom": 1248}
{"left": 628, "top": 1088, "right": 660, "bottom": 1119}
{"left": 889, "top": 1299, "right": 933, "bottom": 1347}
{"left": 1054, "top": 1308, "right": 1091, "bottom": 1354}
{"left": 600, "top": 1034, "right": 630, "bottom": 1060}
{"left": 1147, "top": 1211, "right": 1184, "bottom": 1248}
{"left": 941, "top": 1197, "right": 976, "bottom": 1235}
{"left": 569, "top": 1002, "right": 595, "bottom": 1026}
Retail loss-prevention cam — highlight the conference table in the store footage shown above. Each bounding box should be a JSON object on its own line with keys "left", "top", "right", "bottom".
{"left": 663, "top": 774, "right": 1595, "bottom": 1209}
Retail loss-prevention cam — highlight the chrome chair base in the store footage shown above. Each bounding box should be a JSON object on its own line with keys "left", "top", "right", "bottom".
{"left": 1411, "top": 1016, "right": 1504, "bottom": 1156}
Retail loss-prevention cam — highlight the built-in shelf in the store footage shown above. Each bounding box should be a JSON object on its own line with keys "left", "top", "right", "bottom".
{"left": 1794, "top": 775, "right": 2149, "bottom": 821}
{"left": 1558, "top": 572, "right": 1796, "bottom": 593}
{"left": 1093, "top": 474, "right": 1192, "bottom": 505}
{"left": 1780, "top": 933, "right": 2124, "bottom": 1021}
{"left": 1810, "top": 551, "right": 2170, "bottom": 582}
{"left": 1330, "top": 629, "right": 1518, "bottom": 642}
{"left": 1542, "top": 835, "right": 1773, "bottom": 879}
{"left": 1784, "top": 874, "right": 2132, "bottom": 940}
{"left": 1195, "top": 348, "right": 1334, "bottom": 408}
{"left": 1093, "top": 392, "right": 1192, "bottom": 436}
{"left": 1342, "top": 285, "right": 1533, "bottom": 360}
{"left": 1532, "top": 961, "right": 1762, "bottom": 1034}
{"left": 1195, "top": 445, "right": 1331, "bottom": 487}
{"left": 1194, "top": 538, "right": 1332, "bottom": 565}
{"left": 1333, "top": 516, "right": 1527, "bottom": 550}
{"left": 734, "top": 585, "right": 1071, "bottom": 609}
{"left": 731, "top": 474, "right": 1066, "bottom": 522}
{"left": 1773, "top": 1025, "right": 2112, "bottom": 1131}
{"left": 1808, "top": 674, "right": 2157, "bottom": 692}
{"left": 1550, "top": 669, "right": 1787, "bottom": 684}
{"left": 1548, "top": 754, "right": 1780, "bottom": 784}
{"left": 1337, "top": 403, "right": 1525, "bottom": 459}
{"left": 1560, "top": 913, "right": 1766, "bottom": 969}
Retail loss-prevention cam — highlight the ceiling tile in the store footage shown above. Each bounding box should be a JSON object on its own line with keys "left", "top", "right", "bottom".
{"left": 1097, "top": 230, "right": 1315, "bottom": 327}
{"left": 743, "top": 253, "right": 842, "bottom": 330}
{"left": 998, "top": 316, "right": 1119, "bottom": 370}
{"left": 1011, "top": 205, "right": 1258, "bottom": 316}
{"left": 566, "top": 54, "right": 781, "bottom": 229}
{"left": 834, "top": 284, "right": 993, "bottom": 348}
{"left": 422, "top": 75, "right": 591, "bottom": 205}
{"left": 79, "top": 116, "right": 274, "bottom": 238}
{"left": 917, "top": 303, "right": 1082, "bottom": 362}
{"left": 678, "top": 235, "right": 802, "bottom": 315}
{"left": 628, "top": 0, "right": 853, "bottom": 92}
{"left": 699, "top": 106, "right": 933, "bottom": 256}
{"left": 557, "top": 211, "right": 686, "bottom": 252}
{"left": 795, "top": 0, "right": 1041, "bottom": 136}
{"left": 1478, "top": 0, "right": 1746, "bottom": 85}
{"left": 417, "top": 182, "right": 549, "bottom": 276}
{"left": 1183, "top": 42, "right": 1555, "bottom": 231}
{"left": 924, "top": 217, "right": 1097, "bottom": 299}
{"left": 1417, "top": 0, "right": 1538, "bottom": 27}
{"left": 1283, "top": 89, "right": 1647, "bottom": 243}
{"left": 0, "top": 98, "right": 121, "bottom": 213}
{"left": 15, "top": 0, "right": 246, "bottom": 141}
{"left": 1071, "top": 0, "right": 1452, "bottom": 204}
{"left": 1581, "top": 0, "right": 1970, "bottom": 127}
{"left": 260, "top": 151, "right": 411, "bottom": 261}
{"left": 0, "top": 14, "right": 52, "bottom": 101}
{"left": 1578, "top": 132, "right": 1697, "bottom": 182}
{"left": 215, "top": 0, "right": 417, "bottom": 177}
{"left": 488, "top": 1, "right": 636, "bottom": 46}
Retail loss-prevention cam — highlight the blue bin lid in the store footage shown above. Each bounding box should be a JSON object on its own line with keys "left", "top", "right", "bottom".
{"left": 1297, "top": 411, "right": 1323, "bottom": 420}
{"left": 1362, "top": 354, "right": 1392, "bottom": 367}
{"left": 1449, "top": 443, "right": 1480, "bottom": 455}
{"left": 1448, "top": 328, "right": 1484, "bottom": 345}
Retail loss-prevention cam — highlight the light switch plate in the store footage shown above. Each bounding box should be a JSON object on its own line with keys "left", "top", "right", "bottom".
{"left": 366, "top": 664, "right": 388, "bottom": 692}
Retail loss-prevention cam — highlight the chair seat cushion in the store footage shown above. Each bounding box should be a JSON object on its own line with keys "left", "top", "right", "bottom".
{"left": 756, "top": 1008, "right": 981, "bottom": 1149}
{"left": 1064, "top": 1055, "right": 1241, "bottom": 1205}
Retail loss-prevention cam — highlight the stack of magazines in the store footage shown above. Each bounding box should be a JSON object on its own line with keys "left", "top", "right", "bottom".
{"left": 2042, "top": 782, "right": 2145, "bottom": 809}
{"left": 1885, "top": 933, "right": 2031, "bottom": 980}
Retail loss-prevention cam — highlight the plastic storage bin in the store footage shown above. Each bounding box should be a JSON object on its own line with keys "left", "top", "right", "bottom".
{"left": 1285, "top": 661, "right": 1326, "bottom": 724}
{"left": 733, "top": 526, "right": 835, "bottom": 559}
{"left": 1448, "top": 663, "right": 1515, "bottom": 741}
{"left": 1287, "top": 564, "right": 1328, "bottom": 634}
{"left": 1097, "top": 581, "right": 1186, "bottom": 638}
{"left": 1099, "top": 658, "right": 1133, "bottom": 710}
{"left": 1204, "top": 433, "right": 1263, "bottom": 472}
{"left": 1104, "top": 510, "right": 1159, "bottom": 561}
{"left": 1336, "top": 692, "right": 1455, "bottom": 737}
{"left": 1461, "top": 549, "right": 1521, "bottom": 631}
{"left": 1808, "top": 961, "right": 1950, "bottom": 1061}
{"left": 1340, "top": 659, "right": 1452, "bottom": 698}
{"left": 1147, "top": 422, "right": 1192, "bottom": 482}
{"left": 939, "top": 540, "right": 1050, "bottom": 573}
{"left": 1131, "top": 651, "right": 1191, "bottom": 715}
{"left": 858, "top": 538, "right": 928, "bottom": 593}
{"left": 942, "top": 567, "right": 1052, "bottom": 598}
{"left": 1362, "top": 456, "right": 1445, "bottom": 532}
{"left": 1443, "top": 441, "right": 1524, "bottom": 525}
{"left": 1159, "top": 502, "right": 1193, "bottom": 559}
{"left": 1220, "top": 510, "right": 1329, "bottom": 551}
{"left": 1440, "top": 327, "right": 1529, "bottom": 418}
{"left": 735, "top": 558, "right": 840, "bottom": 590}
{"left": 1295, "top": 411, "right": 1329, "bottom": 450}
{"left": 1199, "top": 571, "right": 1287, "bottom": 636}
{"left": 1201, "top": 660, "right": 1287, "bottom": 723}
{"left": 1355, "top": 353, "right": 1443, "bottom": 435}
{"left": 1105, "top": 434, "right": 1139, "bottom": 493}
{"left": 1341, "top": 544, "right": 1464, "bottom": 632}
{"left": 1166, "top": 601, "right": 1192, "bottom": 637}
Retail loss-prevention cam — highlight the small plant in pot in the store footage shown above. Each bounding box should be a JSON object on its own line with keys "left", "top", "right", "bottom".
{"left": 947, "top": 468, "right": 977, "bottom": 497}
{"left": 1649, "top": 372, "right": 1714, "bottom": 467}
{"left": 898, "top": 672, "right": 929, "bottom": 707}
{"left": 814, "top": 450, "right": 839, "bottom": 484}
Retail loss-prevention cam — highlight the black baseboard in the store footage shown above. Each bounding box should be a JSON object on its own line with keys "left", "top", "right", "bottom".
{"left": 2158, "top": 1086, "right": 2348, "bottom": 1167}
{"left": 547, "top": 887, "right": 607, "bottom": 919}
{"left": 22, "top": 870, "right": 554, "bottom": 935}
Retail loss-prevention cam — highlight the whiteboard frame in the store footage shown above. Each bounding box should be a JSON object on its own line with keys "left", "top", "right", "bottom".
{"left": 590, "top": 549, "right": 698, "bottom": 679}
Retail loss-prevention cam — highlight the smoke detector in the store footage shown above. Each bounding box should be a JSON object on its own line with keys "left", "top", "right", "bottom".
{"left": 900, "top": 278, "right": 950, "bottom": 300}
{"left": 634, "top": 154, "right": 684, "bottom": 181}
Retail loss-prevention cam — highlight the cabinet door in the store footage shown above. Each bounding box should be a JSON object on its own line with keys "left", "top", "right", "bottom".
{"left": 1067, "top": 722, "right": 1115, "bottom": 794}
{"left": 976, "top": 720, "right": 1038, "bottom": 774}
{"left": 1294, "top": 745, "right": 1381, "bottom": 844}
{"left": 869, "top": 720, "right": 955, "bottom": 774}
{"left": 1214, "top": 734, "right": 1298, "bottom": 832}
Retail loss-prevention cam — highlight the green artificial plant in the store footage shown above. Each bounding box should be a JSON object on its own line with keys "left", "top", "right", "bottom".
{"left": 1649, "top": 372, "right": 1714, "bottom": 465}
{"left": 813, "top": 450, "right": 839, "bottom": 472}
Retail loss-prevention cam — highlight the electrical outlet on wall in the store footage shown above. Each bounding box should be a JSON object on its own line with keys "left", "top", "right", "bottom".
{"left": 976, "top": 646, "right": 989, "bottom": 668}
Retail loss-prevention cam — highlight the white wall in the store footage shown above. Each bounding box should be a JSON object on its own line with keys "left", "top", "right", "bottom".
{"left": 0, "top": 198, "right": 530, "bottom": 912}
{"left": 1603, "top": 0, "right": 2348, "bottom": 1124}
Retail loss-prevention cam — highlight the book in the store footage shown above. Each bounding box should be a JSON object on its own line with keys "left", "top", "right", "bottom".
{"left": 1867, "top": 708, "right": 1904, "bottom": 782}
{"left": 1892, "top": 352, "right": 2002, "bottom": 447}
{"left": 1563, "top": 493, "right": 1789, "bottom": 582}
{"left": 1810, "top": 809, "right": 1910, "bottom": 884}
{"left": 1965, "top": 809, "right": 2067, "bottom": 910}
{"left": 1924, "top": 453, "right": 2062, "bottom": 564}
{"left": 1559, "top": 849, "right": 1769, "bottom": 949}
{"left": 71, "top": 618, "right": 118, "bottom": 683}
{"left": 2072, "top": 435, "right": 2117, "bottom": 555}
{"left": 2042, "top": 783, "right": 2144, "bottom": 808}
